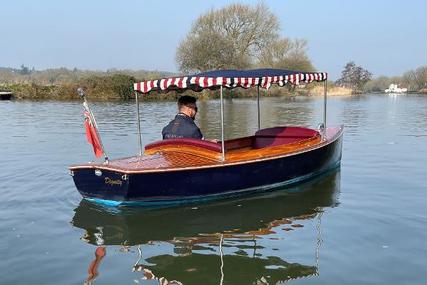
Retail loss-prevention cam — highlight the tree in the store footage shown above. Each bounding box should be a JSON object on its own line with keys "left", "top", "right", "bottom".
{"left": 19, "top": 64, "right": 31, "bottom": 75}
{"left": 177, "top": 3, "right": 315, "bottom": 73}
{"left": 364, "top": 76, "right": 391, "bottom": 92}
{"left": 402, "top": 66, "right": 427, "bottom": 91}
{"left": 258, "top": 38, "right": 314, "bottom": 71}
{"left": 336, "top": 61, "right": 372, "bottom": 91}
{"left": 177, "top": 29, "right": 236, "bottom": 72}
{"left": 84, "top": 74, "right": 136, "bottom": 100}
{"left": 176, "top": 3, "right": 280, "bottom": 72}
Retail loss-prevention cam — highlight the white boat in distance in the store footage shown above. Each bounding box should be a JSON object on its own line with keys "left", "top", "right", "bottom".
{"left": 385, "top": 84, "right": 407, "bottom": 94}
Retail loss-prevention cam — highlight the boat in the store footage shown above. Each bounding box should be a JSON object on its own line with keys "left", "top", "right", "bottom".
{"left": 69, "top": 68, "right": 344, "bottom": 206}
{"left": 385, "top": 83, "right": 407, "bottom": 94}
{"left": 71, "top": 171, "right": 340, "bottom": 284}
{"left": 0, "top": 91, "right": 13, "bottom": 100}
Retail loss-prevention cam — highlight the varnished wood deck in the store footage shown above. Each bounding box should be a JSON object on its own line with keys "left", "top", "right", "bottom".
{"left": 104, "top": 151, "right": 218, "bottom": 172}
{"left": 69, "top": 127, "right": 343, "bottom": 174}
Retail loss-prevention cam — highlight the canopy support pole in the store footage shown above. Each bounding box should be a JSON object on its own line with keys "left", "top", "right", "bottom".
{"left": 220, "top": 86, "right": 225, "bottom": 161}
{"left": 323, "top": 80, "right": 328, "bottom": 139}
{"left": 135, "top": 91, "right": 143, "bottom": 156}
{"left": 257, "top": 85, "right": 261, "bottom": 130}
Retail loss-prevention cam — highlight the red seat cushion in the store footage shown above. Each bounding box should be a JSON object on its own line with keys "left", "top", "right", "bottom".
{"left": 255, "top": 126, "right": 318, "bottom": 138}
{"left": 145, "top": 138, "right": 222, "bottom": 153}
{"left": 253, "top": 126, "right": 319, "bottom": 149}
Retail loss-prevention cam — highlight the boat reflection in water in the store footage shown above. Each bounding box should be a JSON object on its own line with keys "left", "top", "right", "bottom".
{"left": 72, "top": 171, "right": 340, "bottom": 285}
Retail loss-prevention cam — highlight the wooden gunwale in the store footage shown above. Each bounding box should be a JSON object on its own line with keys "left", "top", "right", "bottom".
{"left": 69, "top": 126, "right": 343, "bottom": 174}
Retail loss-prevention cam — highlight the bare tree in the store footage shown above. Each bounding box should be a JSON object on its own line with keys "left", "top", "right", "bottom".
{"left": 403, "top": 66, "right": 427, "bottom": 91}
{"left": 176, "top": 3, "right": 280, "bottom": 73}
{"left": 258, "top": 38, "right": 314, "bottom": 71}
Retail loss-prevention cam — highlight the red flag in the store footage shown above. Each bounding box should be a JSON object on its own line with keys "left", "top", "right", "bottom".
{"left": 84, "top": 111, "right": 103, "bottom": 158}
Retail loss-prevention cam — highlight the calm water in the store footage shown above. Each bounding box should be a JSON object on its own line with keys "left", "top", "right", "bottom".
{"left": 0, "top": 94, "right": 426, "bottom": 284}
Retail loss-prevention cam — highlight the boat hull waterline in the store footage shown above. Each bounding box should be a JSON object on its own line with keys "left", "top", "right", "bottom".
{"left": 70, "top": 127, "right": 343, "bottom": 206}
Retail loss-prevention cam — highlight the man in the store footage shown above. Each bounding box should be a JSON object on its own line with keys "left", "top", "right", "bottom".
{"left": 162, "top": 95, "right": 204, "bottom": 140}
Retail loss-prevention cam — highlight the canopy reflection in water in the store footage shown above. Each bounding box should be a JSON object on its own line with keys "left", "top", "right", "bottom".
{"left": 72, "top": 170, "right": 340, "bottom": 284}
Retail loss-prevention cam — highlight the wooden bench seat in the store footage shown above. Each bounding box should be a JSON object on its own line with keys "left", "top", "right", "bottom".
{"left": 144, "top": 127, "right": 320, "bottom": 160}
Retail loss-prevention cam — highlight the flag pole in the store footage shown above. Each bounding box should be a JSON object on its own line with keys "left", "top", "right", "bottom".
{"left": 77, "top": 88, "right": 109, "bottom": 163}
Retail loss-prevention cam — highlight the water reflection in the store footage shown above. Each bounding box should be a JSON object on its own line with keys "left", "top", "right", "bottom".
{"left": 72, "top": 171, "right": 340, "bottom": 284}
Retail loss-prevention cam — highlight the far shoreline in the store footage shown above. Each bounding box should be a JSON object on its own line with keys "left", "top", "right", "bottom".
{"left": 1, "top": 81, "right": 357, "bottom": 101}
{"left": 2, "top": 83, "right": 424, "bottom": 102}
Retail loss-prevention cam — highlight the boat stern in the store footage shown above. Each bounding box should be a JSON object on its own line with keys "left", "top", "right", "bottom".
{"left": 69, "top": 166, "right": 130, "bottom": 202}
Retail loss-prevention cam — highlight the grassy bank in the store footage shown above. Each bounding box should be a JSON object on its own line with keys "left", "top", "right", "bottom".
{"left": 309, "top": 85, "right": 354, "bottom": 96}
{"left": 2, "top": 74, "right": 136, "bottom": 101}
{"left": 1, "top": 74, "right": 356, "bottom": 101}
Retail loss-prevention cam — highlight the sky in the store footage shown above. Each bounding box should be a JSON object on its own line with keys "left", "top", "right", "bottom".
{"left": 1, "top": 0, "right": 426, "bottom": 80}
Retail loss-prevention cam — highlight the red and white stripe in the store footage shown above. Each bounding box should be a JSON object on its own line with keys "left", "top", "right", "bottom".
{"left": 134, "top": 72, "right": 327, "bottom": 94}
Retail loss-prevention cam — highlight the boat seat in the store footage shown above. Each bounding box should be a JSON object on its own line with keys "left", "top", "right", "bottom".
{"left": 253, "top": 126, "right": 319, "bottom": 149}
{"left": 145, "top": 138, "right": 222, "bottom": 153}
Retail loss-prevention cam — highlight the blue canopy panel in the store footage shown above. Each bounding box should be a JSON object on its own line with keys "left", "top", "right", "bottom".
{"left": 134, "top": 68, "right": 327, "bottom": 94}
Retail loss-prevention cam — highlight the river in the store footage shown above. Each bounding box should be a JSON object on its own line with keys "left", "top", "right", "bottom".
{"left": 0, "top": 94, "right": 426, "bottom": 284}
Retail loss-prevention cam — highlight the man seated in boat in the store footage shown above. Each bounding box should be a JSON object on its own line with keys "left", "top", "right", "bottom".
{"left": 162, "top": 95, "right": 204, "bottom": 140}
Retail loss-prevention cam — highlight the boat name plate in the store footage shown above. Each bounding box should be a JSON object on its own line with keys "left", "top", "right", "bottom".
{"left": 104, "top": 177, "right": 123, "bottom": 186}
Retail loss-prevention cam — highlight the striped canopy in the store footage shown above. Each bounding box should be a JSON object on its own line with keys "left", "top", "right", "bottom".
{"left": 134, "top": 68, "right": 327, "bottom": 94}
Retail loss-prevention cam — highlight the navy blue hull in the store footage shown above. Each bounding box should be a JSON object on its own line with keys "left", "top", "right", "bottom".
{"left": 72, "top": 130, "right": 342, "bottom": 205}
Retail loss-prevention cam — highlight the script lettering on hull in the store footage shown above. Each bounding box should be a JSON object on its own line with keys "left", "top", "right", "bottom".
{"left": 104, "top": 177, "right": 123, "bottom": 186}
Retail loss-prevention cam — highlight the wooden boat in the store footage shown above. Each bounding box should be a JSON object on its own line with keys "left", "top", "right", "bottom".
{"left": 69, "top": 69, "right": 343, "bottom": 206}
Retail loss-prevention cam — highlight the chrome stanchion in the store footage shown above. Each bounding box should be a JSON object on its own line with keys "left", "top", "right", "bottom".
{"left": 323, "top": 80, "right": 328, "bottom": 139}
{"left": 135, "top": 91, "right": 143, "bottom": 156}
{"left": 220, "top": 86, "right": 225, "bottom": 161}
{"left": 257, "top": 85, "right": 261, "bottom": 130}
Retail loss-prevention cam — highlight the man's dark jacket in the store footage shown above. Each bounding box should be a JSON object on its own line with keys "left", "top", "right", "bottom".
{"left": 162, "top": 113, "right": 203, "bottom": 140}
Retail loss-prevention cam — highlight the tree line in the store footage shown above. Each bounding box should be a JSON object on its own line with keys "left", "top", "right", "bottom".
{"left": 0, "top": 67, "right": 173, "bottom": 100}
{"left": 0, "top": 66, "right": 170, "bottom": 86}
{"left": 364, "top": 66, "right": 427, "bottom": 92}
{"left": 336, "top": 62, "right": 427, "bottom": 93}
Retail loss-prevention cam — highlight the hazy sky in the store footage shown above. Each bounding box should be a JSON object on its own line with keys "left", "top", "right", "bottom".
{"left": 1, "top": 0, "right": 426, "bottom": 79}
